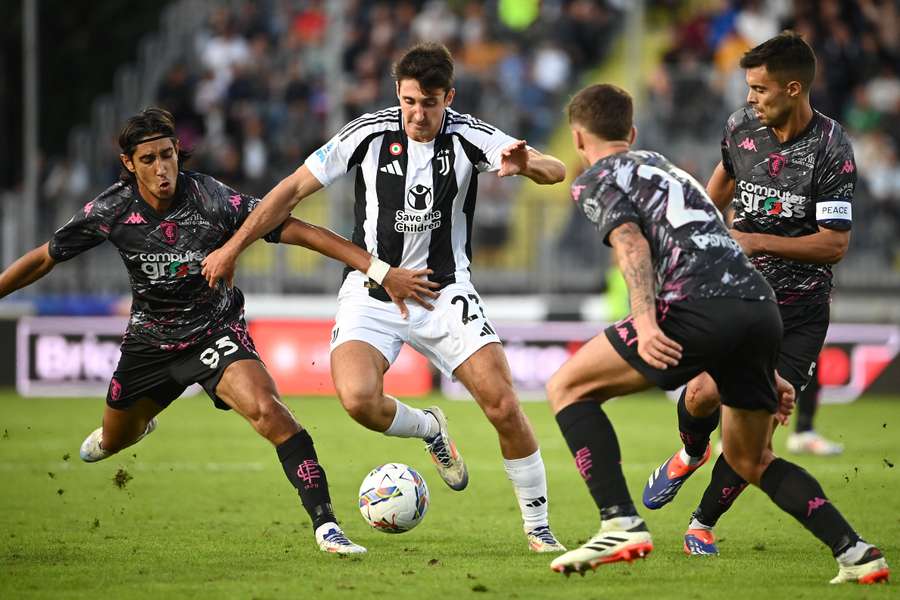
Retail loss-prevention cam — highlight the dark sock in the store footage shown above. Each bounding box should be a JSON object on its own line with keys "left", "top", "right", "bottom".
{"left": 693, "top": 454, "right": 748, "bottom": 527}
{"left": 276, "top": 429, "right": 335, "bottom": 530}
{"left": 759, "top": 458, "right": 859, "bottom": 556}
{"left": 556, "top": 402, "right": 637, "bottom": 518}
{"left": 677, "top": 389, "right": 720, "bottom": 458}
{"left": 795, "top": 371, "right": 819, "bottom": 433}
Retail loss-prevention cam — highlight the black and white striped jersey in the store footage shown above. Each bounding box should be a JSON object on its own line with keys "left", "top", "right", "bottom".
{"left": 304, "top": 106, "right": 517, "bottom": 297}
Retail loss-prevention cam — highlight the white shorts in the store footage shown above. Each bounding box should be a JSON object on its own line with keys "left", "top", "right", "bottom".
{"left": 331, "top": 275, "right": 501, "bottom": 378}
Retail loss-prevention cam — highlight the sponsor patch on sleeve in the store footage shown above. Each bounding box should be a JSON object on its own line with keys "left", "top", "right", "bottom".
{"left": 816, "top": 200, "right": 851, "bottom": 221}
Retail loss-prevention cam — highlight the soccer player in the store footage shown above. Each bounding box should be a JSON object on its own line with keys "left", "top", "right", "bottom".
{"left": 0, "top": 107, "right": 440, "bottom": 555}
{"left": 547, "top": 83, "right": 888, "bottom": 584}
{"left": 201, "top": 42, "right": 568, "bottom": 552}
{"left": 642, "top": 32, "right": 855, "bottom": 556}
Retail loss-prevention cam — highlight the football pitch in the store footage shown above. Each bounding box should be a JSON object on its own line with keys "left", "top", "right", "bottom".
{"left": 1, "top": 390, "right": 897, "bottom": 599}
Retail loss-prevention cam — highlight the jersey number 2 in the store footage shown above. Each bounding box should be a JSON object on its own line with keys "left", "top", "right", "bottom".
{"left": 637, "top": 164, "right": 713, "bottom": 228}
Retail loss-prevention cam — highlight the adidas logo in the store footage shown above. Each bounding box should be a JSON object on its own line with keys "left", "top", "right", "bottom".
{"left": 525, "top": 496, "right": 547, "bottom": 508}
{"left": 379, "top": 160, "right": 404, "bottom": 176}
{"left": 122, "top": 212, "right": 147, "bottom": 225}
{"left": 479, "top": 323, "right": 495, "bottom": 337}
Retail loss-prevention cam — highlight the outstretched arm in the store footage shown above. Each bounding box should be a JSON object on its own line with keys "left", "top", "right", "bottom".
{"left": 0, "top": 243, "right": 56, "bottom": 299}
{"left": 608, "top": 223, "right": 682, "bottom": 370}
{"left": 279, "top": 218, "right": 440, "bottom": 317}
{"left": 498, "top": 141, "right": 566, "bottom": 184}
{"left": 202, "top": 165, "right": 323, "bottom": 288}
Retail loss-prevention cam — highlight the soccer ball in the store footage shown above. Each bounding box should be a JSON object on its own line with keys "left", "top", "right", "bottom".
{"left": 358, "top": 463, "right": 429, "bottom": 533}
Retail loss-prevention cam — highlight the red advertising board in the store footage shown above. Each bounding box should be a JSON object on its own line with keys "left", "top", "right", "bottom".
{"left": 248, "top": 319, "right": 433, "bottom": 396}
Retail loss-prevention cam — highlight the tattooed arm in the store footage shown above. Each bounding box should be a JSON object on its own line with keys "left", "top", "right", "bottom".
{"left": 608, "top": 223, "right": 682, "bottom": 369}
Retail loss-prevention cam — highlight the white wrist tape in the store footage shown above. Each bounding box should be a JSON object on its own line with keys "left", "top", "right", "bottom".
{"left": 365, "top": 257, "right": 391, "bottom": 285}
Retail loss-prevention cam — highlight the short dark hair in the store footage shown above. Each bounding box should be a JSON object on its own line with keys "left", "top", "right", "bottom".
{"left": 567, "top": 84, "right": 633, "bottom": 142}
{"left": 739, "top": 30, "right": 816, "bottom": 90}
{"left": 392, "top": 42, "right": 454, "bottom": 93}
{"left": 118, "top": 107, "right": 189, "bottom": 182}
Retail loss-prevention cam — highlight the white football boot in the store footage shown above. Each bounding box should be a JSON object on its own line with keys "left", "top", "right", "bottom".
{"left": 550, "top": 517, "right": 653, "bottom": 575}
{"left": 79, "top": 417, "right": 158, "bottom": 463}
{"left": 423, "top": 406, "right": 469, "bottom": 491}
{"left": 315, "top": 523, "right": 367, "bottom": 555}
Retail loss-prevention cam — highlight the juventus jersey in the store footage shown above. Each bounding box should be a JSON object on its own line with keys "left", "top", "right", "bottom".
{"left": 722, "top": 108, "right": 856, "bottom": 305}
{"left": 572, "top": 150, "right": 774, "bottom": 304}
{"left": 49, "top": 172, "right": 281, "bottom": 350}
{"left": 305, "top": 106, "right": 517, "bottom": 299}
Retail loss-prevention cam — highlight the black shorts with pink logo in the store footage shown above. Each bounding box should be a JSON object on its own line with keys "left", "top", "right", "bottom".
{"left": 604, "top": 297, "right": 783, "bottom": 412}
{"left": 106, "top": 319, "right": 261, "bottom": 411}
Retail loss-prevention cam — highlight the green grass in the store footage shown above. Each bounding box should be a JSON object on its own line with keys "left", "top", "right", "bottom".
{"left": 1, "top": 389, "right": 897, "bottom": 599}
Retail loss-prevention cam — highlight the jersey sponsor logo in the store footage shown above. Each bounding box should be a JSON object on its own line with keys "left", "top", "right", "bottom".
{"left": 314, "top": 141, "right": 334, "bottom": 163}
{"left": 768, "top": 152, "right": 786, "bottom": 177}
{"left": 395, "top": 186, "right": 441, "bottom": 232}
{"left": 406, "top": 184, "right": 432, "bottom": 212}
{"left": 436, "top": 148, "right": 451, "bottom": 176}
{"left": 122, "top": 212, "right": 148, "bottom": 225}
{"left": 816, "top": 200, "right": 852, "bottom": 221}
{"left": 389, "top": 142, "right": 403, "bottom": 156}
{"left": 840, "top": 159, "right": 855, "bottom": 174}
{"left": 138, "top": 250, "right": 207, "bottom": 280}
{"left": 379, "top": 160, "right": 404, "bottom": 176}
{"left": 83, "top": 201, "right": 95, "bottom": 216}
{"left": 737, "top": 137, "right": 757, "bottom": 152}
{"left": 690, "top": 232, "right": 742, "bottom": 252}
{"left": 736, "top": 180, "right": 807, "bottom": 218}
{"left": 160, "top": 221, "right": 178, "bottom": 245}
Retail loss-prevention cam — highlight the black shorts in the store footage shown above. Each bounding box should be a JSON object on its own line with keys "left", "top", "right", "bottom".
{"left": 606, "top": 298, "right": 783, "bottom": 412}
{"left": 777, "top": 303, "right": 829, "bottom": 394}
{"left": 107, "top": 319, "right": 261, "bottom": 411}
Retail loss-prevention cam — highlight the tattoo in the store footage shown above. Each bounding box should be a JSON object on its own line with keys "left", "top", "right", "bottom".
{"left": 610, "top": 223, "right": 655, "bottom": 318}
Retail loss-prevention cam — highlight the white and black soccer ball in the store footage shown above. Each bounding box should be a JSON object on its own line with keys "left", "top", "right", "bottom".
{"left": 358, "top": 463, "right": 429, "bottom": 533}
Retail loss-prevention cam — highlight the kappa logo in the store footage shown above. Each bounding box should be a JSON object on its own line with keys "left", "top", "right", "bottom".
{"left": 122, "top": 212, "right": 147, "bottom": 225}
{"left": 160, "top": 221, "right": 178, "bottom": 245}
{"left": 83, "top": 201, "right": 95, "bottom": 216}
{"left": 407, "top": 184, "right": 432, "bottom": 212}
{"left": 380, "top": 160, "right": 404, "bottom": 176}
{"left": 807, "top": 496, "right": 829, "bottom": 517}
{"left": 738, "top": 137, "right": 757, "bottom": 152}
{"left": 768, "top": 153, "right": 786, "bottom": 177}
{"left": 840, "top": 160, "right": 855, "bottom": 174}
{"left": 570, "top": 184, "right": 586, "bottom": 202}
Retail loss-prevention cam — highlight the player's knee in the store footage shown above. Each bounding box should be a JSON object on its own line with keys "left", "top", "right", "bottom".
{"left": 685, "top": 377, "right": 721, "bottom": 417}
{"left": 481, "top": 392, "right": 521, "bottom": 430}
{"left": 546, "top": 372, "right": 576, "bottom": 413}
{"left": 335, "top": 385, "right": 380, "bottom": 424}
{"left": 723, "top": 449, "right": 772, "bottom": 486}
{"left": 250, "top": 395, "right": 295, "bottom": 439}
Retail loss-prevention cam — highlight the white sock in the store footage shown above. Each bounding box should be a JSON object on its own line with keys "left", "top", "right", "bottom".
{"left": 837, "top": 540, "right": 871, "bottom": 566}
{"left": 383, "top": 398, "right": 439, "bottom": 439}
{"left": 503, "top": 449, "right": 549, "bottom": 532}
{"left": 604, "top": 515, "right": 645, "bottom": 531}
{"left": 679, "top": 448, "right": 704, "bottom": 465}
{"left": 689, "top": 517, "right": 713, "bottom": 530}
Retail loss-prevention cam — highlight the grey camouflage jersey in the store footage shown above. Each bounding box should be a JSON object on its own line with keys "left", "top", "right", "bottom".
{"left": 49, "top": 171, "right": 281, "bottom": 350}
{"left": 723, "top": 108, "right": 856, "bottom": 304}
{"left": 572, "top": 150, "right": 774, "bottom": 304}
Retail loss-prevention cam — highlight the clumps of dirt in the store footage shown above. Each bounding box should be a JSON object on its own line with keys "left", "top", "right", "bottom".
{"left": 113, "top": 468, "right": 133, "bottom": 489}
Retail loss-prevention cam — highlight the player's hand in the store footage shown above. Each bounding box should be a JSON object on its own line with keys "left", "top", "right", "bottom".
{"left": 774, "top": 370, "right": 796, "bottom": 426}
{"left": 498, "top": 140, "right": 528, "bottom": 177}
{"left": 635, "top": 320, "right": 683, "bottom": 370}
{"left": 382, "top": 267, "right": 440, "bottom": 319}
{"left": 730, "top": 230, "right": 759, "bottom": 257}
{"left": 201, "top": 246, "right": 238, "bottom": 289}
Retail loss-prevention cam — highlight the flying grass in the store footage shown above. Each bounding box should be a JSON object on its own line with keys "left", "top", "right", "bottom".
{"left": 1, "top": 390, "right": 897, "bottom": 599}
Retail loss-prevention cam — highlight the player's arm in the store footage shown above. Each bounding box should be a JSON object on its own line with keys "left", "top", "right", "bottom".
{"left": 608, "top": 223, "right": 682, "bottom": 369}
{"left": 705, "top": 161, "right": 735, "bottom": 213}
{"left": 498, "top": 141, "right": 566, "bottom": 184}
{"left": 278, "top": 218, "right": 440, "bottom": 316}
{"left": 0, "top": 243, "right": 56, "bottom": 299}
{"left": 730, "top": 227, "right": 850, "bottom": 264}
{"left": 202, "top": 165, "right": 323, "bottom": 287}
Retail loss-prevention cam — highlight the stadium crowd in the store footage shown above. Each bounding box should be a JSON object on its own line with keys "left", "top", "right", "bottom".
{"left": 641, "top": 0, "right": 900, "bottom": 275}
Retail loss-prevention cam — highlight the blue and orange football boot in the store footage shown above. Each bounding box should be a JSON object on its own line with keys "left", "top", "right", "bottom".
{"left": 642, "top": 444, "right": 711, "bottom": 510}
{"left": 683, "top": 528, "right": 718, "bottom": 555}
